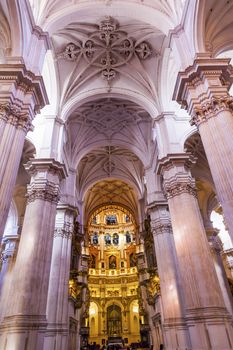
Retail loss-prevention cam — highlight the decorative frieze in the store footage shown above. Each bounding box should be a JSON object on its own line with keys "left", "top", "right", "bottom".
{"left": 173, "top": 56, "right": 233, "bottom": 122}
{"left": 163, "top": 180, "right": 197, "bottom": 199}
{"left": 27, "top": 182, "right": 60, "bottom": 204}
{"left": 0, "top": 103, "right": 32, "bottom": 132}
{"left": 191, "top": 95, "right": 233, "bottom": 127}
{"left": 54, "top": 222, "right": 74, "bottom": 239}
{"left": 151, "top": 222, "right": 172, "bottom": 236}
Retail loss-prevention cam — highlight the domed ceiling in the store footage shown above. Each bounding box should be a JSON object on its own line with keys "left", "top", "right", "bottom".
{"left": 84, "top": 179, "right": 138, "bottom": 223}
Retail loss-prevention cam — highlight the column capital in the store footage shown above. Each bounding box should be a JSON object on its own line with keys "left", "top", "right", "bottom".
{"left": 173, "top": 56, "right": 233, "bottom": 127}
{"left": 0, "top": 64, "right": 49, "bottom": 131}
{"left": 148, "top": 201, "right": 172, "bottom": 236}
{"left": 156, "top": 153, "right": 197, "bottom": 199}
{"left": 25, "top": 159, "right": 68, "bottom": 204}
{"left": 54, "top": 204, "right": 78, "bottom": 239}
{"left": 54, "top": 223, "right": 73, "bottom": 239}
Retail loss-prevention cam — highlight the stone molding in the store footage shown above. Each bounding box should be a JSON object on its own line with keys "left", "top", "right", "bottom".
{"left": 27, "top": 181, "right": 60, "bottom": 204}
{"left": 191, "top": 95, "right": 233, "bottom": 127}
{"left": 25, "top": 158, "right": 68, "bottom": 180}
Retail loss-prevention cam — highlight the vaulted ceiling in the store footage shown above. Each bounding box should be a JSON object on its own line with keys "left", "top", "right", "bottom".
{"left": 84, "top": 179, "right": 139, "bottom": 223}
{"left": 64, "top": 97, "right": 155, "bottom": 169}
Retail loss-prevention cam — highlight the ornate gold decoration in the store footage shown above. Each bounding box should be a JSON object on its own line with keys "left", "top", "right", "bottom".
{"left": 59, "top": 17, "right": 152, "bottom": 81}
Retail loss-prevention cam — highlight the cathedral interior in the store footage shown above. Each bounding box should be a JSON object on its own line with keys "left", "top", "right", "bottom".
{"left": 0, "top": 0, "right": 233, "bottom": 349}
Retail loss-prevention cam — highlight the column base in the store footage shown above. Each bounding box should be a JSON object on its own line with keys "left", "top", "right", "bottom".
{"left": 0, "top": 314, "right": 47, "bottom": 350}
{"left": 43, "top": 323, "right": 68, "bottom": 350}
{"left": 163, "top": 318, "right": 191, "bottom": 350}
{"left": 186, "top": 307, "right": 233, "bottom": 350}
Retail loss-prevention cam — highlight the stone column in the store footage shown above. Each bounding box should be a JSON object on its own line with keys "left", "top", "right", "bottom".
{"left": 44, "top": 204, "right": 77, "bottom": 350}
{"left": 0, "top": 66, "right": 48, "bottom": 238}
{"left": 0, "top": 159, "right": 67, "bottom": 350}
{"left": 0, "top": 234, "right": 19, "bottom": 291}
{"left": 157, "top": 154, "right": 233, "bottom": 349}
{"left": 148, "top": 203, "right": 191, "bottom": 350}
{"left": 206, "top": 227, "right": 233, "bottom": 316}
{"left": 173, "top": 56, "right": 233, "bottom": 242}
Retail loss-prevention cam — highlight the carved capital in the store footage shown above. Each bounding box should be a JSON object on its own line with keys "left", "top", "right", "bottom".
{"left": 54, "top": 222, "right": 74, "bottom": 239}
{"left": 27, "top": 181, "right": 60, "bottom": 204}
{"left": 0, "top": 103, "right": 32, "bottom": 132}
{"left": 151, "top": 222, "right": 173, "bottom": 236}
{"left": 0, "top": 64, "right": 48, "bottom": 127}
{"left": 191, "top": 95, "right": 233, "bottom": 127}
{"left": 173, "top": 57, "right": 233, "bottom": 121}
{"left": 163, "top": 179, "right": 197, "bottom": 199}
{"left": 157, "top": 154, "right": 197, "bottom": 199}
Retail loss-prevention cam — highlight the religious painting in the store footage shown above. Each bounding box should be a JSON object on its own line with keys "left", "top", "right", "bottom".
{"left": 90, "top": 254, "right": 96, "bottom": 268}
{"left": 106, "top": 215, "right": 117, "bottom": 225}
{"left": 109, "top": 255, "right": 117, "bottom": 269}
{"left": 130, "top": 252, "right": 136, "bottom": 267}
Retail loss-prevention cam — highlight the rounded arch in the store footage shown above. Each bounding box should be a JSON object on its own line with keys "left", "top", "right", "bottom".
{"left": 87, "top": 203, "right": 137, "bottom": 228}
{"left": 42, "top": 2, "right": 177, "bottom": 36}
{"left": 193, "top": 0, "right": 206, "bottom": 54}
{"left": 72, "top": 140, "right": 149, "bottom": 171}
{"left": 61, "top": 88, "right": 158, "bottom": 123}
{"left": 181, "top": 125, "right": 198, "bottom": 152}
{"left": 105, "top": 299, "right": 123, "bottom": 312}
{"left": 82, "top": 178, "right": 141, "bottom": 227}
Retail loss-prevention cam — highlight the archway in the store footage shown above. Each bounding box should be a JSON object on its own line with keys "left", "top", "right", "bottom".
{"left": 107, "top": 304, "right": 122, "bottom": 337}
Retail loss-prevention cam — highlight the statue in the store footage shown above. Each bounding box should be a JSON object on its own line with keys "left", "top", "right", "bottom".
{"left": 126, "top": 231, "right": 131, "bottom": 243}
{"left": 93, "top": 232, "right": 98, "bottom": 245}
{"left": 112, "top": 233, "right": 119, "bottom": 245}
{"left": 104, "top": 233, "right": 111, "bottom": 245}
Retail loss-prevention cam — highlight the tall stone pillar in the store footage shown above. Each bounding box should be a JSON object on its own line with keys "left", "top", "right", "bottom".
{"left": 206, "top": 227, "right": 233, "bottom": 316}
{"left": 0, "top": 159, "right": 67, "bottom": 350}
{"left": 173, "top": 56, "right": 233, "bottom": 242}
{"left": 44, "top": 204, "right": 77, "bottom": 350}
{"left": 0, "top": 234, "right": 19, "bottom": 291}
{"left": 148, "top": 203, "right": 191, "bottom": 350}
{"left": 157, "top": 154, "right": 233, "bottom": 349}
{"left": 0, "top": 66, "right": 48, "bottom": 238}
